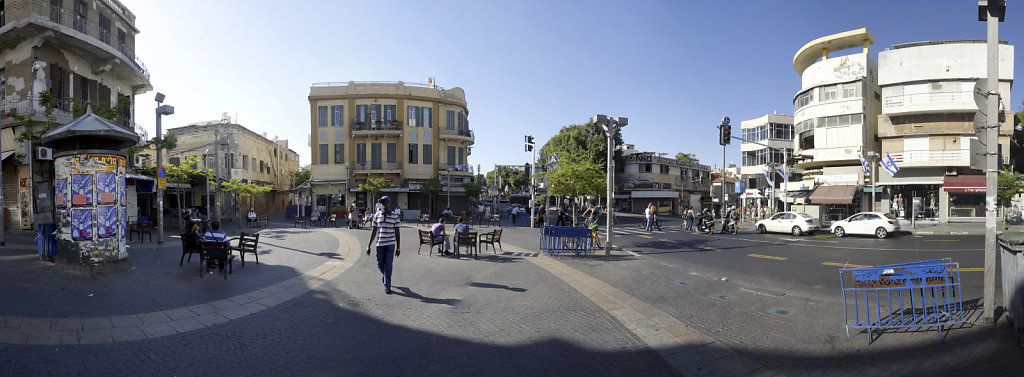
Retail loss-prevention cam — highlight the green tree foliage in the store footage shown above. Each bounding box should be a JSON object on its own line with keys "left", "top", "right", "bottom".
{"left": 293, "top": 166, "right": 311, "bottom": 188}
{"left": 462, "top": 182, "right": 482, "bottom": 202}
{"left": 537, "top": 152, "right": 605, "bottom": 222}
{"left": 220, "top": 179, "right": 273, "bottom": 231}
{"left": 675, "top": 152, "right": 699, "bottom": 163}
{"left": 494, "top": 167, "right": 527, "bottom": 194}
{"left": 1011, "top": 100, "right": 1024, "bottom": 172}
{"left": 358, "top": 178, "right": 394, "bottom": 203}
{"left": 419, "top": 178, "right": 443, "bottom": 214}
{"left": 164, "top": 156, "right": 212, "bottom": 229}
{"left": 539, "top": 119, "right": 624, "bottom": 168}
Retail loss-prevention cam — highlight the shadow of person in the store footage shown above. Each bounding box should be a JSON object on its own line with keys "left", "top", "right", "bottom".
{"left": 468, "top": 282, "right": 527, "bottom": 292}
{"left": 392, "top": 287, "right": 461, "bottom": 306}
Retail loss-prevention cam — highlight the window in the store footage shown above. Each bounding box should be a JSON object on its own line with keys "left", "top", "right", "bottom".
{"left": 259, "top": 160, "right": 264, "bottom": 172}
{"left": 117, "top": 29, "right": 126, "bottom": 56}
{"left": 371, "top": 143, "right": 382, "bottom": 169}
{"left": 356, "top": 143, "right": 366, "bottom": 164}
{"left": 822, "top": 85, "right": 837, "bottom": 101}
{"left": 842, "top": 83, "right": 859, "bottom": 98}
{"left": 242, "top": 155, "right": 249, "bottom": 170}
{"left": 446, "top": 111, "right": 455, "bottom": 130}
{"left": 356, "top": 105, "right": 368, "bottom": 123}
{"left": 457, "top": 147, "right": 464, "bottom": 164}
{"left": 643, "top": 164, "right": 652, "bottom": 173}
{"left": 334, "top": 144, "right": 344, "bottom": 164}
{"left": 422, "top": 107, "right": 432, "bottom": 128}
{"left": 457, "top": 112, "right": 465, "bottom": 131}
{"left": 318, "top": 144, "right": 328, "bottom": 164}
{"left": 318, "top": 106, "right": 328, "bottom": 127}
{"left": 251, "top": 157, "right": 257, "bottom": 171}
{"left": 793, "top": 90, "right": 814, "bottom": 112}
{"left": 383, "top": 105, "right": 397, "bottom": 121}
{"left": 660, "top": 165, "right": 670, "bottom": 174}
{"left": 408, "top": 106, "right": 418, "bottom": 127}
{"left": 74, "top": 1, "right": 86, "bottom": 33}
{"left": 331, "top": 105, "right": 343, "bottom": 127}
{"left": 386, "top": 143, "right": 397, "bottom": 163}
{"left": 169, "top": 157, "right": 180, "bottom": 165}
{"left": 50, "top": 0, "right": 61, "bottom": 24}
{"left": 423, "top": 144, "right": 432, "bottom": 165}
{"left": 369, "top": 104, "right": 381, "bottom": 122}
{"left": 98, "top": 14, "right": 110, "bottom": 45}
{"left": 409, "top": 144, "right": 419, "bottom": 164}
{"left": 447, "top": 146, "right": 456, "bottom": 165}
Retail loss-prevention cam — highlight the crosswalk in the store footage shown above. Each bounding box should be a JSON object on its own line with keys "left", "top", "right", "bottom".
{"left": 612, "top": 226, "right": 681, "bottom": 237}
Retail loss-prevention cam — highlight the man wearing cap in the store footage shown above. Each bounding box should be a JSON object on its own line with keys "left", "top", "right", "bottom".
{"left": 366, "top": 195, "right": 402, "bottom": 294}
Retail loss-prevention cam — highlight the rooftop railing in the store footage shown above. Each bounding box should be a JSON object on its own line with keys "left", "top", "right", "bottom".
{"left": 311, "top": 81, "right": 446, "bottom": 90}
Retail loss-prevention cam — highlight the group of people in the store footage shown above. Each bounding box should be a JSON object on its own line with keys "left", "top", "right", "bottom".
{"left": 183, "top": 218, "right": 230, "bottom": 270}
{"left": 428, "top": 216, "right": 473, "bottom": 256}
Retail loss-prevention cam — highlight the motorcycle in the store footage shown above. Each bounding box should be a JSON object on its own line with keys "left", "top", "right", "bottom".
{"left": 697, "top": 216, "right": 715, "bottom": 234}
{"left": 723, "top": 219, "right": 739, "bottom": 235}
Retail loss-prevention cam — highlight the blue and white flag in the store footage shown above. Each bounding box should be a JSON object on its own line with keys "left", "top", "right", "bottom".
{"left": 551, "top": 154, "right": 559, "bottom": 163}
{"left": 881, "top": 153, "right": 900, "bottom": 176}
{"left": 858, "top": 154, "right": 871, "bottom": 175}
{"left": 777, "top": 166, "right": 786, "bottom": 179}
{"left": 762, "top": 167, "right": 772, "bottom": 182}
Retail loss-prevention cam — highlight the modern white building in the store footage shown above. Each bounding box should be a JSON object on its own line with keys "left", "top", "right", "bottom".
{"left": 876, "top": 40, "right": 1014, "bottom": 222}
{"left": 791, "top": 28, "right": 881, "bottom": 222}
{"left": 740, "top": 113, "right": 794, "bottom": 209}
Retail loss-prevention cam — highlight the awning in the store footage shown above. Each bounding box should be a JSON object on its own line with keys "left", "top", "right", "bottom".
{"left": 125, "top": 172, "right": 155, "bottom": 181}
{"left": 785, "top": 190, "right": 813, "bottom": 204}
{"left": 943, "top": 175, "right": 985, "bottom": 193}
{"left": 1, "top": 151, "right": 13, "bottom": 161}
{"left": 630, "top": 190, "right": 678, "bottom": 198}
{"left": 809, "top": 185, "right": 858, "bottom": 204}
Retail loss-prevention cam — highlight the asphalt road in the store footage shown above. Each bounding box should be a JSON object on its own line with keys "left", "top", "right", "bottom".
{"left": 605, "top": 216, "right": 987, "bottom": 301}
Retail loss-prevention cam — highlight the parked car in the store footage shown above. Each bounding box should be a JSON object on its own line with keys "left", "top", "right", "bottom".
{"left": 754, "top": 212, "right": 820, "bottom": 236}
{"left": 830, "top": 212, "right": 901, "bottom": 239}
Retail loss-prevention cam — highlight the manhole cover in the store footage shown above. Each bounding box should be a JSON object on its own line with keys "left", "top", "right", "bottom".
{"left": 767, "top": 307, "right": 792, "bottom": 317}
{"left": 672, "top": 280, "right": 688, "bottom": 286}
{"left": 643, "top": 270, "right": 659, "bottom": 276}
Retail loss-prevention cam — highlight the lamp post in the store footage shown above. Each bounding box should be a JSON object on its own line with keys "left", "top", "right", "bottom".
{"left": 865, "top": 151, "right": 878, "bottom": 211}
{"left": 154, "top": 93, "right": 173, "bottom": 244}
{"left": 592, "top": 114, "right": 628, "bottom": 256}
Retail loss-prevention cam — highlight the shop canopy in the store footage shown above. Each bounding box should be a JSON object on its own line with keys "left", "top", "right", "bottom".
{"left": 942, "top": 175, "right": 985, "bottom": 193}
{"left": 809, "top": 185, "right": 858, "bottom": 204}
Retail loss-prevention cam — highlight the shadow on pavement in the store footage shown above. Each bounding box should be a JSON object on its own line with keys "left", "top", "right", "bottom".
{"left": 468, "top": 282, "right": 527, "bottom": 292}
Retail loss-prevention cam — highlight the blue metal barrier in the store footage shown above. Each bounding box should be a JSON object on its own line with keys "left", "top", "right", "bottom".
{"left": 839, "top": 258, "right": 963, "bottom": 341}
{"left": 539, "top": 226, "right": 595, "bottom": 257}
{"left": 37, "top": 223, "right": 57, "bottom": 262}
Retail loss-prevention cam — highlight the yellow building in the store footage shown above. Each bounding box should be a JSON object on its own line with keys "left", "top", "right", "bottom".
{"left": 1, "top": 0, "right": 151, "bottom": 230}
{"left": 307, "top": 79, "right": 474, "bottom": 217}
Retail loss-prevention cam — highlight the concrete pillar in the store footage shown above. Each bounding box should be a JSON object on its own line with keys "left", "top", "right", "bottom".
{"left": 939, "top": 189, "right": 949, "bottom": 223}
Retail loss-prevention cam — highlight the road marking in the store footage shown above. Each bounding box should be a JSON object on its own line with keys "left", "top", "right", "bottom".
{"left": 747, "top": 253, "right": 788, "bottom": 261}
{"left": 658, "top": 238, "right": 672, "bottom": 242}
{"left": 954, "top": 267, "right": 984, "bottom": 272}
{"left": 699, "top": 246, "right": 715, "bottom": 251}
{"left": 821, "top": 262, "right": 872, "bottom": 268}
{"left": 637, "top": 235, "right": 654, "bottom": 239}
{"left": 923, "top": 240, "right": 959, "bottom": 242}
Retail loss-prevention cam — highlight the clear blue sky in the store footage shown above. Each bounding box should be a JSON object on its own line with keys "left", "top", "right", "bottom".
{"left": 124, "top": 0, "right": 1021, "bottom": 171}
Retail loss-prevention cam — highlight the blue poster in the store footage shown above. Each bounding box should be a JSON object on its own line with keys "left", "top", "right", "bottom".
{"left": 72, "top": 209, "right": 93, "bottom": 241}
{"left": 55, "top": 178, "right": 68, "bottom": 209}
{"left": 119, "top": 175, "right": 126, "bottom": 207}
{"left": 98, "top": 206, "right": 117, "bottom": 238}
{"left": 97, "top": 172, "right": 116, "bottom": 205}
{"left": 120, "top": 208, "right": 127, "bottom": 238}
{"left": 72, "top": 174, "right": 93, "bottom": 207}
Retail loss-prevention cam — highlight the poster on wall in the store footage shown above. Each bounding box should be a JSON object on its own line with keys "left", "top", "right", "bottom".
{"left": 55, "top": 178, "right": 68, "bottom": 209}
{"left": 72, "top": 174, "right": 93, "bottom": 207}
{"left": 98, "top": 206, "right": 117, "bottom": 238}
{"left": 119, "top": 175, "right": 126, "bottom": 207}
{"left": 72, "top": 209, "right": 93, "bottom": 241}
{"left": 121, "top": 208, "right": 127, "bottom": 238}
{"left": 97, "top": 172, "right": 116, "bottom": 205}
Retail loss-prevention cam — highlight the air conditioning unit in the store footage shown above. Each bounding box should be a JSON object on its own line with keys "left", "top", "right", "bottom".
{"left": 36, "top": 147, "right": 53, "bottom": 160}
{"left": 945, "top": 167, "right": 957, "bottom": 176}
{"left": 133, "top": 155, "right": 144, "bottom": 167}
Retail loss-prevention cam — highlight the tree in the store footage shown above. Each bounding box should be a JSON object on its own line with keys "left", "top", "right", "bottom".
{"left": 293, "top": 166, "right": 311, "bottom": 188}
{"left": 675, "top": 152, "right": 699, "bottom": 164}
{"left": 537, "top": 152, "right": 605, "bottom": 225}
{"left": 220, "top": 179, "right": 273, "bottom": 231}
{"left": 164, "top": 156, "right": 212, "bottom": 230}
{"left": 462, "top": 182, "right": 482, "bottom": 204}
{"left": 497, "top": 167, "right": 527, "bottom": 194}
{"left": 420, "top": 178, "right": 443, "bottom": 215}
{"left": 540, "top": 119, "right": 624, "bottom": 169}
{"left": 358, "top": 178, "right": 393, "bottom": 204}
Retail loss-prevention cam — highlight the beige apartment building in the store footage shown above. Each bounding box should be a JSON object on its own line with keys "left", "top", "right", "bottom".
{"left": 617, "top": 145, "right": 711, "bottom": 215}
{"left": 1, "top": 0, "right": 151, "bottom": 230}
{"left": 163, "top": 116, "right": 300, "bottom": 217}
{"left": 307, "top": 80, "right": 474, "bottom": 217}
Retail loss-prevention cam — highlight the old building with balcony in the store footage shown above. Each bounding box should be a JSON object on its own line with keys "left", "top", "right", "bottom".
{"left": 876, "top": 40, "right": 1014, "bottom": 222}
{"left": 616, "top": 145, "right": 711, "bottom": 215}
{"left": 791, "top": 28, "right": 881, "bottom": 222}
{"left": 307, "top": 79, "right": 474, "bottom": 217}
{"left": 1, "top": 0, "right": 151, "bottom": 230}
{"left": 740, "top": 113, "right": 795, "bottom": 209}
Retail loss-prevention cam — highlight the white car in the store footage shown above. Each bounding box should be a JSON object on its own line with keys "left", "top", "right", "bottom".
{"left": 755, "top": 212, "right": 821, "bottom": 236}
{"left": 830, "top": 212, "right": 901, "bottom": 239}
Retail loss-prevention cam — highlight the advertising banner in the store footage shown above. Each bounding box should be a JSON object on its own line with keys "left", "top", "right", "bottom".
{"left": 72, "top": 209, "right": 93, "bottom": 241}
{"left": 97, "top": 172, "right": 116, "bottom": 205}
{"left": 72, "top": 174, "right": 93, "bottom": 207}
{"left": 97, "top": 206, "right": 117, "bottom": 238}
{"left": 55, "top": 178, "right": 68, "bottom": 209}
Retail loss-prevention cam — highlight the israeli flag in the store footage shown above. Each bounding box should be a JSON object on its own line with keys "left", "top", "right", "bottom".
{"left": 777, "top": 166, "right": 786, "bottom": 178}
{"left": 762, "top": 167, "right": 772, "bottom": 181}
{"left": 858, "top": 154, "right": 870, "bottom": 175}
{"left": 551, "top": 154, "right": 559, "bottom": 163}
{"left": 881, "top": 153, "right": 900, "bottom": 176}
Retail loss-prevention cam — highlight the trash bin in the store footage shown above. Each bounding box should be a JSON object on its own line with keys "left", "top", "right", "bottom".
{"left": 996, "top": 232, "right": 1024, "bottom": 347}
{"left": 36, "top": 223, "right": 57, "bottom": 262}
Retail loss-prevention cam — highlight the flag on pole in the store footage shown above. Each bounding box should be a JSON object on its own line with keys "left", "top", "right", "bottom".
{"left": 777, "top": 166, "right": 786, "bottom": 178}
{"left": 547, "top": 153, "right": 560, "bottom": 170}
{"left": 762, "top": 167, "right": 772, "bottom": 182}
{"left": 858, "top": 154, "right": 870, "bottom": 175}
{"left": 881, "top": 153, "right": 900, "bottom": 176}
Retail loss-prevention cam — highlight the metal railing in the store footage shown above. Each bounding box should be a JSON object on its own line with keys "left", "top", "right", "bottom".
{"left": 351, "top": 121, "right": 402, "bottom": 131}
{"left": 1, "top": 95, "right": 135, "bottom": 129}
{"left": 440, "top": 128, "right": 474, "bottom": 138}
{"left": 889, "top": 150, "right": 968, "bottom": 164}
{"left": 439, "top": 163, "right": 473, "bottom": 174}
{"left": 883, "top": 91, "right": 974, "bottom": 110}
{"left": 311, "top": 81, "right": 445, "bottom": 90}
{"left": 353, "top": 161, "right": 403, "bottom": 171}
{"left": 28, "top": 1, "right": 148, "bottom": 80}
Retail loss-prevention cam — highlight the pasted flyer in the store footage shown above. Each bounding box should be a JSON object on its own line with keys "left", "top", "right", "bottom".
{"left": 72, "top": 208, "right": 93, "bottom": 241}
{"left": 55, "top": 178, "right": 68, "bottom": 209}
{"left": 119, "top": 175, "right": 126, "bottom": 207}
{"left": 98, "top": 206, "right": 117, "bottom": 238}
{"left": 72, "top": 174, "right": 93, "bottom": 207}
{"left": 97, "top": 172, "right": 116, "bottom": 205}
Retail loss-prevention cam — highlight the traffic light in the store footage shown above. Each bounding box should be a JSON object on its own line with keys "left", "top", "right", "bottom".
{"left": 525, "top": 135, "right": 534, "bottom": 152}
{"left": 721, "top": 124, "right": 731, "bottom": 145}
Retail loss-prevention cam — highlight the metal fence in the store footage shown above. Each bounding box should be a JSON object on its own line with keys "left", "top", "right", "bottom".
{"left": 539, "top": 226, "right": 595, "bottom": 257}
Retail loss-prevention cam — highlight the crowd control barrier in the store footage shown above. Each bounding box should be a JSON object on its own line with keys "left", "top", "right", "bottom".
{"left": 839, "top": 259, "right": 963, "bottom": 342}
{"left": 37, "top": 223, "right": 57, "bottom": 262}
{"left": 539, "top": 226, "right": 595, "bottom": 257}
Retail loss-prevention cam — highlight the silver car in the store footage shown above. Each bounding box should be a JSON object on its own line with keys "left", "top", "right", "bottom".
{"left": 755, "top": 212, "right": 821, "bottom": 236}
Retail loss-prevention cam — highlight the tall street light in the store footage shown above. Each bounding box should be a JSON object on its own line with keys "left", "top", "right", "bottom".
{"left": 865, "top": 150, "right": 878, "bottom": 211}
{"left": 592, "top": 114, "right": 627, "bottom": 256}
{"left": 155, "top": 93, "right": 173, "bottom": 244}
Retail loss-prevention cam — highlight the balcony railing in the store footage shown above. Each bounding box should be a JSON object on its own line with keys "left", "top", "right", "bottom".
{"left": 440, "top": 128, "right": 474, "bottom": 138}
{"left": 883, "top": 91, "right": 974, "bottom": 111}
{"left": 351, "top": 120, "right": 402, "bottom": 132}
{"left": 1, "top": 95, "right": 134, "bottom": 129}
{"left": 353, "top": 161, "right": 403, "bottom": 172}
{"left": 26, "top": 1, "right": 148, "bottom": 81}
{"left": 439, "top": 163, "right": 473, "bottom": 174}
{"left": 888, "top": 150, "right": 969, "bottom": 165}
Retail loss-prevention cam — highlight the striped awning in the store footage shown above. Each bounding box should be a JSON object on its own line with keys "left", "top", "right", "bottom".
{"left": 125, "top": 172, "right": 155, "bottom": 181}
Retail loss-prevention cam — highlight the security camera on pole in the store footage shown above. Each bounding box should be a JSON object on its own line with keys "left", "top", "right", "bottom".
{"left": 525, "top": 135, "right": 536, "bottom": 228}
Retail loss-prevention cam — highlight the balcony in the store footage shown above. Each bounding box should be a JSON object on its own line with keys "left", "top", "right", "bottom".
{"left": 0, "top": 95, "right": 137, "bottom": 130}
{"left": 439, "top": 128, "right": 475, "bottom": 144}
{"left": 439, "top": 163, "right": 474, "bottom": 175}
{"left": 351, "top": 120, "right": 402, "bottom": 137}
{"left": 882, "top": 91, "right": 975, "bottom": 114}
{"left": 311, "top": 164, "right": 350, "bottom": 182}
{"left": 888, "top": 150, "right": 969, "bottom": 168}
{"left": 353, "top": 161, "right": 402, "bottom": 174}
{"left": 0, "top": 1, "right": 151, "bottom": 91}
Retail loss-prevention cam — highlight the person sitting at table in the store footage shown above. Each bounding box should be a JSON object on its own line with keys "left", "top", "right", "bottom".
{"left": 430, "top": 218, "right": 451, "bottom": 255}
{"left": 453, "top": 217, "right": 471, "bottom": 255}
{"left": 203, "top": 220, "right": 229, "bottom": 270}
{"left": 311, "top": 208, "right": 321, "bottom": 225}
{"left": 247, "top": 208, "right": 257, "bottom": 227}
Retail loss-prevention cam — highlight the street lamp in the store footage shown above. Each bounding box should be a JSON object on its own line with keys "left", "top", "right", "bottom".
{"left": 592, "top": 114, "right": 627, "bottom": 256}
{"left": 865, "top": 150, "right": 878, "bottom": 211}
{"left": 155, "top": 93, "right": 174, "bottom": 244}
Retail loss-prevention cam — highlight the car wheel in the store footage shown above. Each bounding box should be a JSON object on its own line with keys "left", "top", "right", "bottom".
{"left": 875, "top": 227, "right": 888, "bottom": 239}
{"left": 758, "top": 225, "right": 766, "bottom": 234}
{"left": 834, "top": 227, "right": 846, "bottom": 237}
{"left": 791, "top": 226, "right": 803, "bottom": 236}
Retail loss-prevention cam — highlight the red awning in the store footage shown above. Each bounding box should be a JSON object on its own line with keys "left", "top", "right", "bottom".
{"left": 943, "top": 175, "right": 985, "bottom": 193}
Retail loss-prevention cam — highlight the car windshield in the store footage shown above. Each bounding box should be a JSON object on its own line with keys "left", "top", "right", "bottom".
{"left": 797, "top": 213, "right": 812, "bottom": 218}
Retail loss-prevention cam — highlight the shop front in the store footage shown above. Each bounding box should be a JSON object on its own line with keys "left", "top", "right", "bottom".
{"left": 630, "top": 190, "right": 679, "bottom": 215}
{"left": 943, "top": 175, "right": 984, "bottom": 222}
{"left": 809, "top": 185, "right": 859, "bottom": 223}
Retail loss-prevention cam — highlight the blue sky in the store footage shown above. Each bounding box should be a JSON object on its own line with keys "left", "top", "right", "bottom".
{"left": 124, "top": 0, "right": 1021, "bottom": 171}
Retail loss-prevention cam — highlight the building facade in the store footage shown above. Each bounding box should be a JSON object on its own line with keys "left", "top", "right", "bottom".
{"left": 617, "top": 145, "right": 711, "bottom": 215}
{"left": 740, "top": 113, "right": 794, "bottom": 209}
{"left": 876, "top": 40, "right": 1014, "bottom": 223}
{"left": 163, "top": 116, "right": 301, "bottom": 218}
{"left": 1, "top": 0, "right": 151, "bottom": 230}
{"left": 307, "top": 80, "right": 474, "bottom": 218}
{"left": 792, "top": 28, "right": 881, "bottom": 222}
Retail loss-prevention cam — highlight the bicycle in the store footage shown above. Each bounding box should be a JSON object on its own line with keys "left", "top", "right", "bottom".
{"left": 639, "top": 217, "right": 662, "bottom": 231}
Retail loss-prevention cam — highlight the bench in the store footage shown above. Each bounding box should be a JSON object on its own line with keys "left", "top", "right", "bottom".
{"left": 539, "top": 226, "right": 595, "bottom": 257}
{"left": 293, "top": 216, "right": 306, "bottom": 228}
{"left": 129, "top": 220, "right": 154, "bottom": 242}
{"left": 418, "top": 229, "right": 445, "bottom": 256}
{"left": 236, "top": 232, "right": 260, "bottom": 266}
{"left": 479, "top": 229, "right": 503, "bottom": 254}
{"left": 179, "top": 232, "right": 202, "bottom": 265}
{"left": 325, "top": 214, "right": 339, "bottom": 227}
{"left": 456, "top": 231, "right": 478, "bottom": 259}
{"left": 417, "top": 214, "right": 432, "bottom": 227}
{"left": 487, "top": 214, "right": 502, "bottom": 227}
{"left": 200, "top": 240, "right": 234, "bottom": 279}
{"left": 257, "top": 215, "right": 269, "bottom": 228}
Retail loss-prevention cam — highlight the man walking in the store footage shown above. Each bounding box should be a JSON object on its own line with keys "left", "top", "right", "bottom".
{"left": 366, "top": 195, "right": 402, "bottom": 294}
